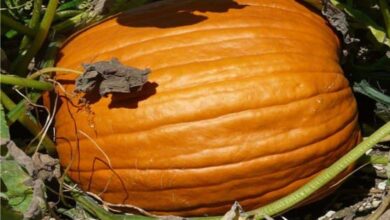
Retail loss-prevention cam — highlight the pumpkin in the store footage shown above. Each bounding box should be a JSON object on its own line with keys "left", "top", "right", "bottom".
{"left": 54, "top": 0, "right": 361, "bottom": 216}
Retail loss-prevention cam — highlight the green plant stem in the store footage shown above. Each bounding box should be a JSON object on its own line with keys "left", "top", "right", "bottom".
{"left": 4, "top": 38, "right": 63, "bottom": 126}
{"left": 0, "top": 90, "right": 56, "bottom": 154}
{"left": 52, "top": 11, "right": 95, "bottom": 33}
{"left": 353, "top": 80, "right": 390, "bottom": 105}
{"left": 55, "top": 10, "right": 83, "bottom": 21}
{"left": 11, "top": 0, "right": 59, "bottom": 76}
{"left": 6, "top": 93, "right": 41, "bottom": 125}
{"left": 250, "top": 122, "right": 390, "bottom": 219}
{"left": 19, "top": 0, "right": 43, "bottom": 51}
{"left": 0, "top": 13, "right": 35, "bottom": 36}
{"left": 0, "top": 74, "right": 53, "bottom": 90}
{"left": 379, "top": 0, "right": 390, "bottom": 37}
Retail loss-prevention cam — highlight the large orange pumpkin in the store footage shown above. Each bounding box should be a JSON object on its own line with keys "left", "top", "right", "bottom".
{"left": 54, "top": 0, "right": 361, "bottom": 216}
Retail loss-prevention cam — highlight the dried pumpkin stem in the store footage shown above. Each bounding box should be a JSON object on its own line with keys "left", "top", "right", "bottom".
{"left": 251, "top": 122, "right": 390, "bottom": 219}
{"left": 0, "top": 13, "right": 36, "bottom": 37}
{"left": 29, "top": 67, "right": 83, "bottom": 79}
{"left": 0, "top": 74, "right": 54, "bottom": 90}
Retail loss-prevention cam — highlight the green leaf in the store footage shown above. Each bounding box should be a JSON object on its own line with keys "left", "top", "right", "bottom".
{"left": 353, "top": 80, "right": 390, "bottom": 106}
{"left": 0, "top": 103, "right": 10, "bottom": 141}
{"left": 0, "top": 160, "right": 33, "bottom": 214}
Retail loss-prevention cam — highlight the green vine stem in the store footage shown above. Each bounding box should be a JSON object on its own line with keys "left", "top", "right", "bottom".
{"left": 0, "top": 90, "right": 56, "bottom": 154}
{"left": 1, "top": 13, "right": 35, "bottom": 36}
{"left": 0, "top": 74, "right": 53, "bottom": 90}
{"left": 250, "top": 122, "right": 390, "bottom": 219}
{"left": 379, "top": 0, "right": 390, "bottom": 37}
{"left": 54, "top": 10, "right": 83, "bottom": 21}
{"left": 6, "top": 93, "right": 41, "bottom": 125}
{"left": 52, "top": 11, "right": 95, "bottom": 33}
{"left": 11, "top": 0, "right": 59, "bottom": 76}
{"left": 19, "top": 0, "right": 43, "bottom": 51}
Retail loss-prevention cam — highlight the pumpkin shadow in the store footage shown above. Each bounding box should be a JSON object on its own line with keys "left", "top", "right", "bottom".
{"left": 116, "top": 0, "right": 247, "bottom": 28}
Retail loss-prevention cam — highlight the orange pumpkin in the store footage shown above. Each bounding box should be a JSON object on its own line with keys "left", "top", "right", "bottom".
{"left": 54, "top": 0, "right": 361, "bottom": 216}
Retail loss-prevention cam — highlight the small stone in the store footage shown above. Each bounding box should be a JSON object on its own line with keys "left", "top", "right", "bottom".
{"left": 373, "top": 165, "right": 384, "bottom": 171}
{"left": 377, "top": 181, "right": 387, "bottom": 190}
{"left": 325, "top": 210, "right": 336, "bottom": 218}
{"left": 372, "top": 200, "right": 381, "bottom": 208}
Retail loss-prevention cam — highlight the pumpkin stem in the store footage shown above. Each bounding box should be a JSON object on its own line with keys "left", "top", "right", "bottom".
{"left": 250, "top": 122, "right": 390, "bottom": 219}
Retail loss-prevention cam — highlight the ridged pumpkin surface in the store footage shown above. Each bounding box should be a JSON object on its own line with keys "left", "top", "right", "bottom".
{"left": 54, "top": 0, "right": 360, "bottom": 216}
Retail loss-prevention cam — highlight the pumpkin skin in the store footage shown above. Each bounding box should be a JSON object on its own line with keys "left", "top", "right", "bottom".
{"left": 54, "top": 0, "right": 361, "bottom": 216}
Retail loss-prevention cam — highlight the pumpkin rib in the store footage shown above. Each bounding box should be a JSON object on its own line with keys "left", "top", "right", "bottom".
{"left": 98, "top": 25, "right": 336, "bottom": 57}
{"left": 96, "top": 172, "right": 315, "bottom": 213}
{"left": 148, "top": 166, "right": 355, "bottom": 216}
{"left": 98, "top": 167, "right": 333, "bottom": 212}
{"left": 113, "top": 37, "right": 335, "bottom": 66}
{"left": 149, "top": 69, "right": 342, "bottom": 93}
{"left": 73, "top": 22, "right": 336, "bottom": 62}
{"left": 62, "top": 37, "right": 338, "bottom": 72}
{"left": 63, "top": 110, "right": 357, "bottom": 176}
{"left": 143, "top": 52, "right": 339, "bottom": 74}
{"left": 57, "top": 52, "right": 341, "bottom": 83}
{"left": 123, "top": 71, "right": 345, "bottom": 100}
{"left": 120, "top": 43, "right": 337, "bottom": 72}
{"left": 149, "top": 53, "right": 342, "bottom": 79}
{"left": 76, "top": 134, "right": 358, "bottom": 213}
{"left": 70, "top": 123, "right": 357, "bottom": 195}
{"left": 86, "top": 136, "right": 357, "bottom": 211}
{"left": 56, "top": 83, "right": 351, "bottom": 140}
